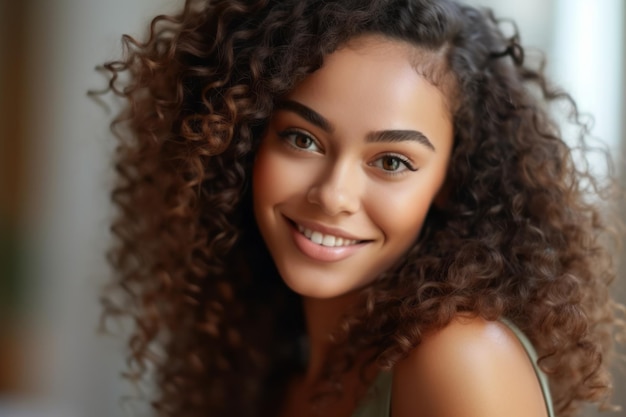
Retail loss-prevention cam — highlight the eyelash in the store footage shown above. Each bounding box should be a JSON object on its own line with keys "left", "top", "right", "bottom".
{"left": 276, "top": 129, "right": 418, "bottom": 175}
{"left": 370, "top": 154, "right": 418, "bottom": 175}
{"left": 277, "top": 129, "right": 322, "bottom": 152}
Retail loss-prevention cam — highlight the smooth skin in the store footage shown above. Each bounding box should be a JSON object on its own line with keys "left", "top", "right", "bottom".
{"left": 392, "top": 316, "right": 549, "bottom": 417}
{"left": 253, "top": 36, "right": 453, "bottom": 301}
{"left": 253, "top": 35, "right": 548, "bottom": 417}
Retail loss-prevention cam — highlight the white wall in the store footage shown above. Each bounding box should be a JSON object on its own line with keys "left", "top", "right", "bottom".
{"left": 551, "top": 0, "right": 624, "bottom": 179}
{"left": 468, "top": 0, "right": 624, "bottom": 159}
{"left": 14, "top": 1, "right": 181, "bottom": 416}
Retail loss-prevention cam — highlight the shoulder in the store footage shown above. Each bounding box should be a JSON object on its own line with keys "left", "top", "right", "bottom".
{"left": 391, "top": 315, "right": 548, "bottom": 417}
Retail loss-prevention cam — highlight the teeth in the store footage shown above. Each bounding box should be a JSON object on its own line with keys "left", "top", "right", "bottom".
{"left": 311, "top": 231, "right": 323, "bottom": 245}
{"left": 296, "top": 224, "right": 358, "bottom": 247}
{"left": 322, "top": 235, "right": 335, "bottom": 246}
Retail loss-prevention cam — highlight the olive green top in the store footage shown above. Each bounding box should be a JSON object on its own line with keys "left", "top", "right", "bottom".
{"left": 352, "top": 319, "right": 554, "bottom": 417}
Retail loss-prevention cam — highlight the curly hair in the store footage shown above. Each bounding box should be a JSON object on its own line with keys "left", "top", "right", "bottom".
{"left": 98, "top": 0, "right": 624, "bottom": 416}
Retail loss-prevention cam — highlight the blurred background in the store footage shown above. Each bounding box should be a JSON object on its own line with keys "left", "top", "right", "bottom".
{"left": 0, "top": 0, "right": 624, "bottom": 416}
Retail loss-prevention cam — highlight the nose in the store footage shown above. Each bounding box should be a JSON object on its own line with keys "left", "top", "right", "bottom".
{"left": 306, "top": 160, "right": 361, "bottom": 216}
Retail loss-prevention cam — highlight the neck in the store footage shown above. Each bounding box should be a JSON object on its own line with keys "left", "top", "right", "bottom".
{"left": 301, "top": 292, "right": 360, "bottom": 384}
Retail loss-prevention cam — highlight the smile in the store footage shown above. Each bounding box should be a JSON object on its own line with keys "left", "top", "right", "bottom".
{"left": 296, "top": 224, "right": 359, "bottom": 247}
{"left": 284, "top": 217, "right": 368, "bottom": 262}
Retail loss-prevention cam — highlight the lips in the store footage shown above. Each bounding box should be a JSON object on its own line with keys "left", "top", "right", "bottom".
{"left": 296, "top": 224, "right": 359, "bottom": 247}
{"left": 285, "top": 216, "right": 370, "bottom": 262}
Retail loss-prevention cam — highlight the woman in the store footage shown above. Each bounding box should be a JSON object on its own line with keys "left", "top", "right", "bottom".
{"left": 99, "top": 0, "right": 623, "bottom": 416}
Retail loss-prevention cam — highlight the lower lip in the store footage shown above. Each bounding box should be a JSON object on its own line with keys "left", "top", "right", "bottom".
{"left": 288, "top": 220, "right": 366, "bottom": 262}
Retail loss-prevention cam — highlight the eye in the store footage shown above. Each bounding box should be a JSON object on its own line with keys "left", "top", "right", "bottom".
{"left": 370, "top": 154, "right": 417, "bottom": 174}
{"left": 277, "top": 129, "right": 322, "bottom": 153}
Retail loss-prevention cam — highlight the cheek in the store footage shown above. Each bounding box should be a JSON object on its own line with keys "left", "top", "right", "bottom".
{"left": 367, "top": 182, "right": 437, "bottom": 246}
{"left": 252, "top": 143, "right": 307, "bottom": 212}
{"left": 255, "top": 136, "right": 330, "bottom": 197}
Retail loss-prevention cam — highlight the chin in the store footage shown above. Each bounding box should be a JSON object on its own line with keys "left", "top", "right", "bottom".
{"left": 278, "top": 269, "right": 372, "bottom": 301}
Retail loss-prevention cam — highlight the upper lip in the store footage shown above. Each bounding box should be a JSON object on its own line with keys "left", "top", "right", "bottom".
{"left": 285, "top": 216, "right": 369, "bottom": 242}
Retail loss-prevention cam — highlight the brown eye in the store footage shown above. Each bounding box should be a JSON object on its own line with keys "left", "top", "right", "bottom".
{"left": 294, "top": 134, "right": 313, "bottom": 149}
{"left": 370, "top": 154, "right": 417, "bottom": 175}
{"left": 381, "top": 156, "right": 401, "bottom": 171}
{"left": 278, "top": 130, "right": 321, "bottom": 152}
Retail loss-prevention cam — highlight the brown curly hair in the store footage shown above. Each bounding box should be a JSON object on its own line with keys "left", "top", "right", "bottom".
{"left": 97, "top": 0, "right": 624, "bottom": 416}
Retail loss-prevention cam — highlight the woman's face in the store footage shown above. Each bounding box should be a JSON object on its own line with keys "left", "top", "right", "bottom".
{"left": 253, "top": 36, "right": 453, "bottom": 299}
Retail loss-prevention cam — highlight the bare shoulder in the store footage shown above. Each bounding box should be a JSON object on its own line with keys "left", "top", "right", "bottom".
{"left": 391, "top": 316, "right": 548, "bottom": 417}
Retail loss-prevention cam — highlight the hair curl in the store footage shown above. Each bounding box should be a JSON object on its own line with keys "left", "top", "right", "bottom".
{"left": 97, "top": 0, "right": 624, "bottom": 416}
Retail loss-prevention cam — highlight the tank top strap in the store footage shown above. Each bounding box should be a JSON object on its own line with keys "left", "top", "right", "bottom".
{"left": 351, "top": 371, "right": 392, "bottom": 417}
{"left": 500, "top": 318, "right": 555, "bottom": 417}
{"left": 352, "top": 319, "right": 555, "bottom": 417}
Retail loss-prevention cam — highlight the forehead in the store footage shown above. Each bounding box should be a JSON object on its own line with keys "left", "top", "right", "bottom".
{"left": 281, "top": 35, "right": 454, "bottom": 153}
{"left": 287, "top": 35, "right": 455, "bottom": 121}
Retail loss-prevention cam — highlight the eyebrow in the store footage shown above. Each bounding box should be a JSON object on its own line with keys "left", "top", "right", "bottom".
{"left": 275, "top": 100, "right": 334, "bottom": 133}
{"left": 366, "top": 130, "right": 435, "bottom": 152}
{"left": 275, "top": 99, "right": 436, "bottom": 152}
